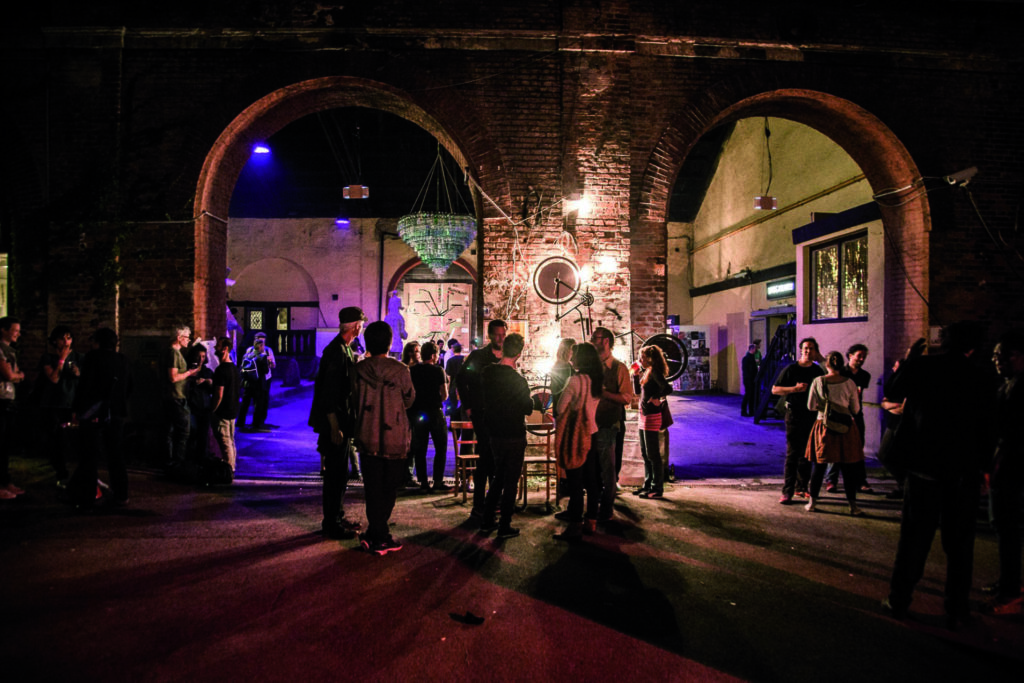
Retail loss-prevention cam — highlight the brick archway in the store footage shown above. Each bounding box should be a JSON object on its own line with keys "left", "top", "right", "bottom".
{"left": 192, "top": 76, "right": 501, "bottom": 338}
{"left": 638, "top": 88, "right": 930, "bottom": 362}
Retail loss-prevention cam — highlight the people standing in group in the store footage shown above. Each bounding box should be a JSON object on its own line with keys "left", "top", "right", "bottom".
{"left": 310, "top": 307, "right": 366, "bottom": 540}
{"left": 69, "top": 328, "right": 132, "bottom": 508}
{"left": 985, "top": 330, "right": 1024, "bottom": 615}
{"left": 444, "top": 341, "right": 465, "bottom": 419}
{"left": 741, "top": 343, "right": 759, "bottom": 417}
{"left": 39, "top": 325, "right": 82, "bottom": 485}
{"left": 211, "top": 337, "right": 242, "bottom": 473}
{"left": 552, "top": 342, "right": 602, "bottom": 540}
{"left": 456, "top": 319, "right": 507, "bottom": 521}
{"left": 588, "top": 327, "right": 634, "bottom": 525}
{"left": 882, "top": 323, "right": 988, "bottom": 629}
{"left": 164, "top": 325, "right": 202, "bottom": 475}
{"left": 479, "top": 332, "right": 533, "bottom": 538}
{"left": 803, "top": 351, "right": 866, "bottom": 515}
{"left": 549, "top": 338, "right": 576, "bottom": 416}
{"left": 409, "top": 341, "right": 450, "bottom": 492}
{"left": 635, "top": 344, "right": 673, "bottom": 500}
{"left": 772, "top": 337, "right": 825, "bottom": 504}
{"left": 0, "top": 317, "right": 26, "bottom": 500}
{"left": 238, "top": 332, "right": 276, "bottom": 432}
{"left": 826, "top": 343, "right": 872, "bottom": 493}
{"left": 185, "top": 344, "right": 215, "bottom": 460}
{"left": 352, "top": 321, "right": 416, "bottom": 555}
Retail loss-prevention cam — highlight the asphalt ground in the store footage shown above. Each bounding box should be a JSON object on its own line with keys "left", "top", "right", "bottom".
{"left": 2, "top": 385, "right": 1021, "bottom": 682}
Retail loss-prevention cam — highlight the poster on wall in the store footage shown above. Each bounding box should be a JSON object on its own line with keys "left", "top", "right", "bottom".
{"left": 403, "top": 283, "right": 472, "bottom": 347}
{"left": 675, "top": 325, "right": 711, "bottom": 392}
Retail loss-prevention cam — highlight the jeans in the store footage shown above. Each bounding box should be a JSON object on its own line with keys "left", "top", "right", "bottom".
{"left": 360, "top": 453, "right": 407, "bottom": 544}
{"left": 585, "top": 427, "right": 618, "bottom": 520}
{"left": 320, "top": 433, "right": 351, "bottom": 527}
{"left": 166, "top": 398, "right": 190, "bottom": 467}
{"left": 471, "top": 422, "right": 495, "bottom": 514}
{"left": 782, "top": 412, "right": 814, "bottom": 497}
{"left": 238, "top": 378, "right": 269, "bottom": 427}
{"left": 71, "top": 417, "right": 128, "bottom": 505}
{"left": 563, "top": 466, "right": 585, "bottom": 523}
{"left": 411, "top": 407, "right": 448, "bottom": 485}
{"left": 809, "top": 461, "right": 857, "bottom": 506}
{"left": 888, "top": 471, "right": 980, "bottom": 618}
{"left": 484, "top": 435, "right": 527, "bottom": 526}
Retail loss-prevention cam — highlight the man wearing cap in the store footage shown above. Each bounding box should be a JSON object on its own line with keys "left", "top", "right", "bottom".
{"left": 310, "top": 306, "right": 366, "bottom": 539}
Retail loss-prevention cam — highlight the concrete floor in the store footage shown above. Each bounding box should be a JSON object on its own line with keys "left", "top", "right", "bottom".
{"left": 2, "top": 385, "right": 1020, "bottom": 682}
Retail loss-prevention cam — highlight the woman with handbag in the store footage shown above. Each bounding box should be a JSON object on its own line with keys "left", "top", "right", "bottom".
{"left": 552, "top": 342, "right": 602, "bottom": 541}
{"left": 804, "top": 351, "right": 865, "bottom": 515}
{"left": 635, "top": 345, "right": 673, "bottom": 499}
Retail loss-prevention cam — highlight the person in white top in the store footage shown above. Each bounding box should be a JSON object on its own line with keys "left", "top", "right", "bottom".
{"left": 804, "top": 351, "right": 866, "bottom": 515}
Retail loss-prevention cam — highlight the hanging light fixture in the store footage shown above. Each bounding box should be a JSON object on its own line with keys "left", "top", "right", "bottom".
{"left": 397, "top": 146, "right": 476, "bottom": 277}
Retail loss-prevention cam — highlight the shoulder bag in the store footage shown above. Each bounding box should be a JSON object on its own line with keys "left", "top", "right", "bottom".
{"left": 822, "top": 380, "right": 852, "bottom": 434}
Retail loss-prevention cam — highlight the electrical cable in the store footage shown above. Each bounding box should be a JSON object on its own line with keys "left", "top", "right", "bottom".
{"left": 763, "top": 117, "right": 773, "bottom": 197}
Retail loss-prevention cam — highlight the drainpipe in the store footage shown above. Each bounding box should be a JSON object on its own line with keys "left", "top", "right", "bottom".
{"left": 378, "top": 230, "right": 399, "bottom": 319}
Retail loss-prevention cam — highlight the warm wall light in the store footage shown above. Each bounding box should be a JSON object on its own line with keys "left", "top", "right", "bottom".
{"left": 597, "top": 255, "right": 617, "bottom": 274}
{"left": 565, "top": 197, "right": 594, "bottom": 217}
{"left": 579, "top": 264, "right": 594, "bottom": 283}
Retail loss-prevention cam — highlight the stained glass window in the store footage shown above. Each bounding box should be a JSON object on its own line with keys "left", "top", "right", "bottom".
{"left": 248, "top": 309, "right": 264, "bottom": 330}
{"left": 811, "top": 233, "right": 867, "bottom": 321}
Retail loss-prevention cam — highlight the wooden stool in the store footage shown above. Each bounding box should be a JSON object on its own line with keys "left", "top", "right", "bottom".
{"left": 449, "top": 420, "right": 478, "bottom": 504}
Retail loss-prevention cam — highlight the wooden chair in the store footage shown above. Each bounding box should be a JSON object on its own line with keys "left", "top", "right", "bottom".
{"left": 518, "top": 411, "right": 556, "bottom": 511}
{"left": 449, "top": 420, "right": 478, "bottom": 503}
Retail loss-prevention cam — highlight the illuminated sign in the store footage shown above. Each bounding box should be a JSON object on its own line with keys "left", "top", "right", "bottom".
{"left": 766, "top": 277, "right": 796, "bottom": 300}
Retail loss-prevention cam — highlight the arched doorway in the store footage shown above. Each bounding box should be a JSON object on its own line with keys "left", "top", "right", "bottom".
{"left": 385, "top": 257, "right": 479, "bottom": 354}
{"left": 192, "top": 76, "right": 496, "bottom": 339}
{"left": 640, "top": 88, "right": 930, "bottom": 371}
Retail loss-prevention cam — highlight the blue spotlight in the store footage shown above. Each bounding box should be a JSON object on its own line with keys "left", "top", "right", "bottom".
{"left": 252, "top": 144, "right": 271, "bottom": 155}
{"left": 335, "top": 217, "right": 350, "bottom": 228}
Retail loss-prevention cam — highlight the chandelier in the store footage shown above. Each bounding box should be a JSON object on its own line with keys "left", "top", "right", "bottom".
{"left": 398, "top": 212, "right": 477, "bottom": 277}
{"left": 398, "top": 146, "right": 476, "bottom": 277}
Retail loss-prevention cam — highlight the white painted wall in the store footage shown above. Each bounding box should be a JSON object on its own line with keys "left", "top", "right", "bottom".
{"left": 667, "top": 117, "right": 885, "bottom": 452}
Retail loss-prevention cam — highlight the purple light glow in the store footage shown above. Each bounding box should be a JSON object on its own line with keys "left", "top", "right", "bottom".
{"left": 334, "top": 217, "right": 350, "bottom": 228}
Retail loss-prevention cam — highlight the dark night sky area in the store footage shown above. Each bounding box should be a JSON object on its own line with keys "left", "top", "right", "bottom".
{"left": 229, "top": 107, "right": 474, "bottom": 220}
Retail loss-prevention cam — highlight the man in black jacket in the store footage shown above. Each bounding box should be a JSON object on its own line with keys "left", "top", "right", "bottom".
{"left": 479, "top": 333, "right": 532, "bottom": 538}
{"left": 310, "top": 306, "right": 366, "bottom": 539}
{"left": 882, "top": 322, "right": 989, "bottom": 628}
{"left": 456, "top": 319, "right": 506, "bottom": 520}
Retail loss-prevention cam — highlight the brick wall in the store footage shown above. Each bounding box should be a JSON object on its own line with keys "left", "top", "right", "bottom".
{"left": 4, "top": 1, "right": 1023, "bottom": 370}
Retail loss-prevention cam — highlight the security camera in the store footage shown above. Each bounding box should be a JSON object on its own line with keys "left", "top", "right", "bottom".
{"left": 944, "top": 166, "right": 978, "bottom": 186}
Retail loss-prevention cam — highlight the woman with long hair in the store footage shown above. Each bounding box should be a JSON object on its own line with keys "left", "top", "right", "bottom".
{"left": 552, "top": 342, "right": 602, "bottom": 540}
{"left": 401, "top": 341, "right": 421, "bottom": 368}
{"left": 635, "top": 344, "right": 672, "bottom": 499}
{"left": 805, "top": 350, "right": 865, "bottom": 515}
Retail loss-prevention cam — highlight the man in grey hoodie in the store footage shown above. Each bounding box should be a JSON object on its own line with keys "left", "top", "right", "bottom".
{"left": 353, "top": 321, "right": 416, "bottom": 555}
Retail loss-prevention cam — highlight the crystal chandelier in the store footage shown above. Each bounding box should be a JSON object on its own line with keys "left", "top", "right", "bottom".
{"left": 398, "top": 212, "right": 477, "bottom": 277}
{"left": 398, "top": 147, "right": 476, "bottom": 277}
